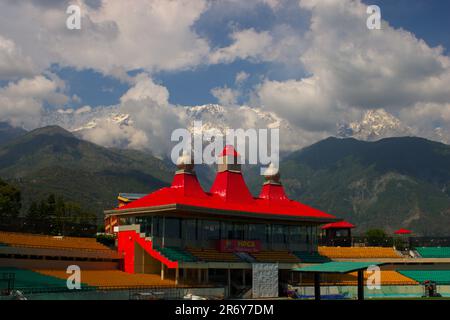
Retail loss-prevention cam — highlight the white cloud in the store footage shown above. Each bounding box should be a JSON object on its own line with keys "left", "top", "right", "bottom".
{"left": 0, "top": 0, "right": 210, "bottom": 75}
{"left": 78, "top": 118, "right": 149, "bottom": 150}
{"left": 0, "top": 75, "right": 68, "bottom": 128}
{"left": 255, "top": 0, "right": 450, "bottom": 143}
{"left": 75, "top": 105, "right": 92, "bottom": 114}
{"left": 235, "top": 71, "right": 249, "bottom": 85}
{"left": 0, "top": 35, "right": 36, "bottom": 80}
{"left": 76, "top": 73, "right": 185, "bottom": 154}
{"left": 120, "top": 73, "right": 169, "bottom": 107}
{"left": 209, "top": 28, "right": 273, "bottom": 64}
{"left": 211, "top": 86, "right": 239, "bottom": 106}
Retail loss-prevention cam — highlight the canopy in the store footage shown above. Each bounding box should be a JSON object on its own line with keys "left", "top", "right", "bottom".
{"left": 394, "top": 228, "right": 412, "bottom": 235}
{"left": 321, "top": 221, "right": 355, "bottom": 230}
{"left": 293, "top": 261, "right": 384, "bottom": 274}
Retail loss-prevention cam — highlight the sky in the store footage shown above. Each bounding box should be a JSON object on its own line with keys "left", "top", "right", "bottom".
{"left": 1, "top": 0, "right": 450, "bottom": 155}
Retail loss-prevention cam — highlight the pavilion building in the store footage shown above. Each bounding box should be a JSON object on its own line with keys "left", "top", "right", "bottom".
{"left": 104, "top": 146, "right": 339, "bottom": 290}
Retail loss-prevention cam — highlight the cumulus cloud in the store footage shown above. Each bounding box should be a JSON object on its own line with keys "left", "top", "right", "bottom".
{"left": 75, "top": 73, "right": 185, "bottom": 154}
{"left": 0, "top": 35, "right": 36, "bottom": 80}
{"left": 211, "top": 86, "right": 240, "bottom": 106}
{"left": 209, "top": 28, "right": 273, "bottom": 64}
{"left": 255, "top": 0, "right": 450, "bottom": 142}
{"left": 0, "top": 0, "right": 210, "bottom": 75}
{"left": 0, "top": 75, "right": 68, "bottom": 128}
{"left": 235, "top": 71, "right": 249, "bottom": 85}
{"left": 78, "top": 117, "right": 149, "bottom": 150}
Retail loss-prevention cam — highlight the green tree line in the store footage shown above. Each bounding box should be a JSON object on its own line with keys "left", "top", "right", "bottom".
{"left": 0, "top": 178, "right": 96, "bottom": 234}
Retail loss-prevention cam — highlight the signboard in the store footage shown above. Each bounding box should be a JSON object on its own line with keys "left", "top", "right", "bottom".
{"left": 252, "top": 263, "right": 278, "bottom": 298}
{"left": 218, "top": 239, "right": 261, "bottom": 252}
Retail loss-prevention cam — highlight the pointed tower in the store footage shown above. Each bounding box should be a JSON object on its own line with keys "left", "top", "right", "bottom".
{"left": 259, "top": 163, "right": 289, "bottom": 201}
{"left": 210, "top": 145, "right": 254, "bottom": 202}
{"left": 171, "top": 151, "right": 207, "bottom": 198}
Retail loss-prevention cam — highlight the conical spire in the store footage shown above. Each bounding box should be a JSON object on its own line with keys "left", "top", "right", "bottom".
{"left": 171, "top": 151, "right": 206, "bottom": 198}
{"left": 259, "top": 163, "right": 288, "bottom": 201}
{"left": 210, "top": 145, "right": 254, "bottom": 202}
{"left": 175, "top": 150, "right": 195, "bottom": 174}
{"left": 217, "top": 144, "right": 241, "bottom": 173}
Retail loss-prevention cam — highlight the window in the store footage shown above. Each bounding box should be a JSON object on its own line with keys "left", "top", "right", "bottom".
{"left": 185, "top": 219, "right": 197, "bottom": 240}
{"left": 249, "top": 224, "right": 265, "bottom": 241}
{"left": 165, "top": 218, "right": 181, "bottom": 239}
{"left": 289, "top": 226, "right": 302, "bottom": 242}
{"left": 234, "top": 223, "right": 245, "bottom": 240}
{"left": 203, "top": 220, "right": 220, "bottom": 240}
{"left": 273, "top": 224, "right": 286, "bottom": 243}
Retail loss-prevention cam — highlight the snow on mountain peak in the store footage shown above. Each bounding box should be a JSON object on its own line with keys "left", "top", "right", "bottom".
{"left": 338, "top": 109, "right": 412, "bottom": 141}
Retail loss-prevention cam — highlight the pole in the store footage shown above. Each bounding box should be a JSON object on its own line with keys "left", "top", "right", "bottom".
{"left": 357, "top": 270, "right": 364, "bottom": 300}
{"left": 314, "top": 273, "right": 320, "bottom": 301}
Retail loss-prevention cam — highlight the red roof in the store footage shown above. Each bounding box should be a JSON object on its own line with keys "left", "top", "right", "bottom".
{"left": 259, "top": 183, "right": 289, "bottom": 201}
{"left": 321, "top": 221, "right": 355, "bottom": 230}
{"left": 395, "top": 228, "right": 412, "bottom": 235}
{"left": 220, "top": 144, "right": 239, "bottom": 157}
{"left": 116, "top": 147, "right": 337, "bottom": 221}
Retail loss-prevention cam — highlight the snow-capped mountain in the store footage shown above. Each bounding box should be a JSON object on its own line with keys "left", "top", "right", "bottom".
{"left": 337, "top": 109, "right": 413, "bottom": 141}
{"left": 40, "top": 105, "right": 130, "bottom": 133}
{"left": 183, "top": 104, "right": 294, "bottom": 132}
{"left": 40, "top": 104, "right": 304, "bottom": 151}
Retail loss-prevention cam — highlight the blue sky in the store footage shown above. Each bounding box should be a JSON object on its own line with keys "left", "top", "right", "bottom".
{"left": 45, "top": 0, "right": 450, "bottom": 108}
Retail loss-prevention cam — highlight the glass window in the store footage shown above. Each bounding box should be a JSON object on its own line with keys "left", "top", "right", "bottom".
{"left": 234, "top": 223, "right": 245, "bottom": 240}
{"left": 273, "top": 224, "right": 286, "bottom": 243}
{"left": 185, "top": 219, "right": 197, "bottom": 240}
{"left": 204, "top": 220, "right": 220, "bottom": 240}
{"left": 290, "top": 225, "right": 302, "bottom": 242}
{"left": 165, "top": 218, "right": 181, "bottom": 238}
{"left": 249, "top": 224, "right": 266, "bottom": 241}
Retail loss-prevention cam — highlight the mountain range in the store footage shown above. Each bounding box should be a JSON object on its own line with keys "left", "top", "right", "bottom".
{"left": 0, "top": 124, "right": 174, "bottom": 221}
{"left": 39, "top": 105, "right": 450, "bottom": 148}
{"left": 279, "top": 137, "right": 450, "bottom": 236}
{"left": 0, "top": 123, "right": 449, "bottom": 235}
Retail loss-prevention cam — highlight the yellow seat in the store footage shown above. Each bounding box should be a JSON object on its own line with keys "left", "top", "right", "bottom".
{"left": 35, "top": 269, "right": 176, "bottom": 288}
{"left": 318, "top": 246, "right": 401, "bottom": 259}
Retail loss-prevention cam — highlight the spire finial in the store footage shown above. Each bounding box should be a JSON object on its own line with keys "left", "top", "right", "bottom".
{"left": 176, "top": 150, "right": 194, "bottom": 173}
{"left": 263, "top": 163, "right": 280, "bottom": 184}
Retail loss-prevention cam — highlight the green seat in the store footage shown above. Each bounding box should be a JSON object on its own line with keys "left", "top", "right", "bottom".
{"left": 415, "top": 247, "right": 450, "bottom": 258}
{"left": 398, "top": 270, "right": 450, "bottom": 285}
{"left": 0, "top": 267, "right": 89, "bottom": 292}
{"left": 154, "top": 246, "right": 197, "bottom": 262}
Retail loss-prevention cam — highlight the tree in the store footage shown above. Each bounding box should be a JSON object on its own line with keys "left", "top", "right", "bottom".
{"left": 366, "top": 228, "right": 391, "bottom": 246}
{"left": 0, "top": 178, "right": 21, "bottom": 220}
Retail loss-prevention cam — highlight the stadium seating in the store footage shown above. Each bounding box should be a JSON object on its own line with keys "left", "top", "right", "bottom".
{"left": 318, "top": 246, "right": 401, "bottom": 259}
{"left": 415, "top": 247, "right": 450, "bottom": 258}
{"left": 398, "top": 270, "right": 450, "bottom": 285}
{"left": 250, "top": 251, "right": 301, "bottom": 263}
{"left": 35, "top": 269, "right": 176, "bottom": 288}
{"left": 300, "top": 271, "right": 417, "bottom": 286}
{"left": 187, "top": 248, "right": 241, "bottom": 262}
{"left": 0, "top": 231, "right": 111, "bottom": 251}
{"left": 154, "top": 246, "right": 198, "bottom": 262}
{"left": 293, "top": 251, "right": 330, "bottom": 263}
{"left": 0, "top": 267, "right": 69, "bottom": 290}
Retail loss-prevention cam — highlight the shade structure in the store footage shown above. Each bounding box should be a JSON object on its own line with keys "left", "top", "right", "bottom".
{"left": 394, "top": 228, "right": 412, "bottom": 235}
{"left": 293, "top": 261, "right": 383, "bottom": 274}
{"left": 321, "top": 221, "right": 355, "bottom": 230}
